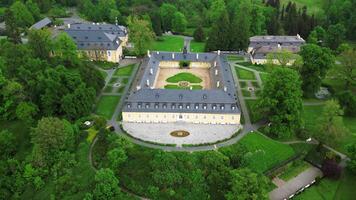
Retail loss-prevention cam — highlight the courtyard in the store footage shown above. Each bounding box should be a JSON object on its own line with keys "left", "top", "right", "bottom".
{"left": 122, "top": 122, "right": 241, "bottom": 146}
{"left": 154, "top": 68, "right": 210, "bottom": 89}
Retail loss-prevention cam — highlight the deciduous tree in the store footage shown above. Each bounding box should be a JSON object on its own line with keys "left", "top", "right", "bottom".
{"left": 193, "top": 25, "right": 205, "bottom": 42}
{"left": 258, "top": 68, "right": 303, "bottom": 138}
{"left": 127, "top": 16, "right": 154, "bottom": 56}
{"left": 226, "top": 168, "right": 269, "bottom": 200}
{"left": 299, "top": 44, "right": 334, "bottom": 96}
{"left": 172, "top": 12, "right": 187, "bottom": 34}
{"left": 93, "top": 168, "right": 122, "bottom": 200}
{"left": 315, "top": 100, "right": 348, "bottom": 146}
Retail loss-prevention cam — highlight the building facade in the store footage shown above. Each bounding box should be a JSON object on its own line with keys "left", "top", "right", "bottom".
{"left": 122, "top": 51, "right": 241, "bottom": 125}
{"left": 65, "top": 23, "right": 128, "bottom": 63}
{"left": 248, "top": 35, "right": 305, "bottom": 65}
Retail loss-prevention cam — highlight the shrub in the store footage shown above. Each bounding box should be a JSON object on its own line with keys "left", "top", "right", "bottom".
{"left": 179, "top": 60, "right": 190, "bottom": 68}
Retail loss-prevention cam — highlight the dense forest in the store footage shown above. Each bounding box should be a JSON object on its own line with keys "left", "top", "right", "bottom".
{"left": 0, "top": 0, "right": 356, "bottom": 199}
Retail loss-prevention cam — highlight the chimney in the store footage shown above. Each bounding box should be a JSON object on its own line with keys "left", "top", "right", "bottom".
{"left": 67, "top": 24, "right": 71, "bottom": 29}
{"left": 136, "top": 85, "right": 141, "bottom": 90}
{"left": 146, "top": 79, "right": 150, "bottom": 86}
{"left": 217, "top": 81, "right": 220, "bottom": 88}
{"left": 224, "top": 86, "right": 227, "bottom": 92}
{"left": 196, "top": 53, "right": 199, "bottom": 60}
{"left": 147, "top": 50, "right": 151, "bottom": 57}
{"left": 149, "top": 68, "right": 153, "bottom": 75}
{"left": 172, "top": 53, "right": 175, "bottom": 59}
{"left": 218, "top": 50, "right": 221, "bottom": 55}
{"left": 215, "top": 69, "right": 218, "bottom": 75}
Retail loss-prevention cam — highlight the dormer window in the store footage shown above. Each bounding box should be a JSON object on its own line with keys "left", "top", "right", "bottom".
{"left": 154, "top": 104, "right": 159, "bottom": 109}
{"left": 138, "top": 103, "right": 142, "bottom": 108}
{"left": 186, "top": 104, "right": 190, "bottom": 109}
{"left": 145, "top": 103, "right": 150, "bottom": 108}
{"left": 163, "top": 104, "right": 167, "bottom": 109}
{"left": 221, "top": 105, "right": 225, "bottom": 110}
{"left": 172, "top": 104, "right": 176, "bottom": 109}
{"left": 232, "top": 105, "right": 236, "bottom": 110}
{"left": 127, "top": 104, "right": 131, "bottom": 108}
{"left": 203, "top": 104, "right": 207, "bottom": 110}
{"left": 212, "top": 105, "right": 217, "bottom": 110}
{"left": 179, "top": 104, "right": 183, "bottom": 109}
{"left": 195, "top": 104, "right": 199, "bottom": 109}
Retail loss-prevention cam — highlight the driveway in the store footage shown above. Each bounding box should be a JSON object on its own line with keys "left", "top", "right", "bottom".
{"left": 269, "top": 167, "right": 323, "bottom": 200}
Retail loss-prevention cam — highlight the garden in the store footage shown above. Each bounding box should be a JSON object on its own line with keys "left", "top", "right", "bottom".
{"left": 150, "top": 35, "right": 184, "bottom": 52}
{"left": 164, "top": 72, "right": 204, "bottom": 90}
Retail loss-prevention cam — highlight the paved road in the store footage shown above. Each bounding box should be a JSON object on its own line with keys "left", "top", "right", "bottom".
{"left": 183, "top": 36, "right": 193, "bottom": 52}
{"left": 269, "top": 167, "right": 323, "bottom": 200}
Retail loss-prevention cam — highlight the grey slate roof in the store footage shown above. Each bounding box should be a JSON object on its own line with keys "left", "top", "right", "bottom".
{"left": 64, "top": 23, "right": 127, "bottom": 50}
{"left": 250, "top": 35, "right": 305, "bottom": 43}
{"left": 252, "top": 46, "right": 301, "bottom": 59}
{"left": 69, "top": 23, "right": 127, "bottom": 37}
{"left": 123, "top": 51, "right": 239, "bottom": 114}
{"left": 30, "top": 17, "right": 52, "bottom": 30}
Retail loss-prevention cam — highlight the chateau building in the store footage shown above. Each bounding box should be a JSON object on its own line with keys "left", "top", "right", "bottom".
{"left": 65, "top": 23, "right": 128, "bottom": 63}
{"left": 248, "top": 35, "right": 305, "bottom": 65}
{"left": 122, "top": 51, "right": 241, "bottom": 125}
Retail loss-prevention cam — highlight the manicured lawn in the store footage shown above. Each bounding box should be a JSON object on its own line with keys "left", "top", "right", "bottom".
{"left": 235, "top": 67, "right": 256, "bottom": 80}
{"left": 150, "top": 35, "right": 184, "bottom": 52}
{"left": 103, "top": 85, "right": 113, "bottom": 93}
{"left": 227, "top": 55, "right": 244, "bottom": 61}
{"left": 95, "top": 95, "right": 121, "bottom": 119}
{"left": 164, "top": 84, "right": 203, "bottom": 90}
{"left": 251, "top": 81, "right": 260, "bottom": 88}
{"left": 241, "top": 89, "right": 251, "bottom": 97}
{"left": 281, "top": 0, "right": 324, "bottom": 16}
{"left": 245, "top": 99, "right": 263, "bottom": 123}
{"left": 238, "top": 132, "right": 296, "bottom": 173}
{"left": 115, "top": 64, "right": 135, "bottom": 76}
{"left": 190, "top": 40, "right": 206, "bottom": 52}
{"left": 122, "top": 77, "right": 129, "bottom": 84}
{"left": 166, "top": 72, "right": 202, "bottom": 83}
{"left": 279, "top": 161, "right": 310, "bottom": 181}
{"left": 260, "top": 73, "right": 270, "bottom": 84}
{"left": 92, "top": 61, "right": 117, "bottom": 70}
{"left": 294, "top": 178, "right": 340, "bottom": 200}
{"left": 109, "top": 77, "right": 120, "bottom": 84}
{"left": 302, "top": 105, "right": 356, "bottom": 155}
{"left": 240, "top": 81, "right": 247, "bottom": 88}
{"left": 238, "top": 64, "right": 267, "bottom": 72}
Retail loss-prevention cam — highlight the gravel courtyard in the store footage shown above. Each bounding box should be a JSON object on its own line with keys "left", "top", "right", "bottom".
{"left": 122, "top": 122, "right": 241, "bottom": 146}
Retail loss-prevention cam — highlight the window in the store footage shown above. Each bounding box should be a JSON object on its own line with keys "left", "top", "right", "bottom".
{"left": 203, "top": 104, "right": 207, "bottom": 110}
{"left": 195, "top": 104, "right": 199, "bottom": 109}
{"left": 107, "top": 51, "right": 111, "bottom": 56}
{"left": 154, "top": 104, "right": 159, "bottom": 109}
{"left": 179, "top": 104, "right": 183, "bottom": 109}
{"left": 145, "top": 104, "right": 150, "bottom": 108}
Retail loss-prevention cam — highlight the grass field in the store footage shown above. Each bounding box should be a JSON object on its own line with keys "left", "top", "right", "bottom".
{"left": 166, "top": 72, "right": 203, "bottom": 83}
{"left": 164, "top": 84, "right": 203, "bottom": 90}
{"left": 92, "top": 61, "right": 117, "bottom": 70}
{"left": 302, "top": 104, "right": 356, "bottom": 155}
{"left": 235, "top": 67, "right": 256, "bottom": 80}
{"left": 281, "top": 0, "right": 325, "bottom": 16}
{"left": 260, "top": 73, "right": 270, "bottom": 84}
{"left": 95, "top": 95, "right": 121, "bottom": 119}
{"left": 190, "top": 40, "right": 205, "bottom": 52}
{"left": 227, "top": 55, "right": 244, "bottom": 61}
{"left": 238, "top": 132, "right": 296, "bottom": 173}
{"left": 279, "top": 161, "right": 310, "bottom": 181}
{"left": 150, "top": 35, "right": 184, "bottom": 52}
{"left": 242, "top": 89, "right": 252, "bottom": 97}
{"left": 115, "top": 64, "right": 135, "bottom": 76}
